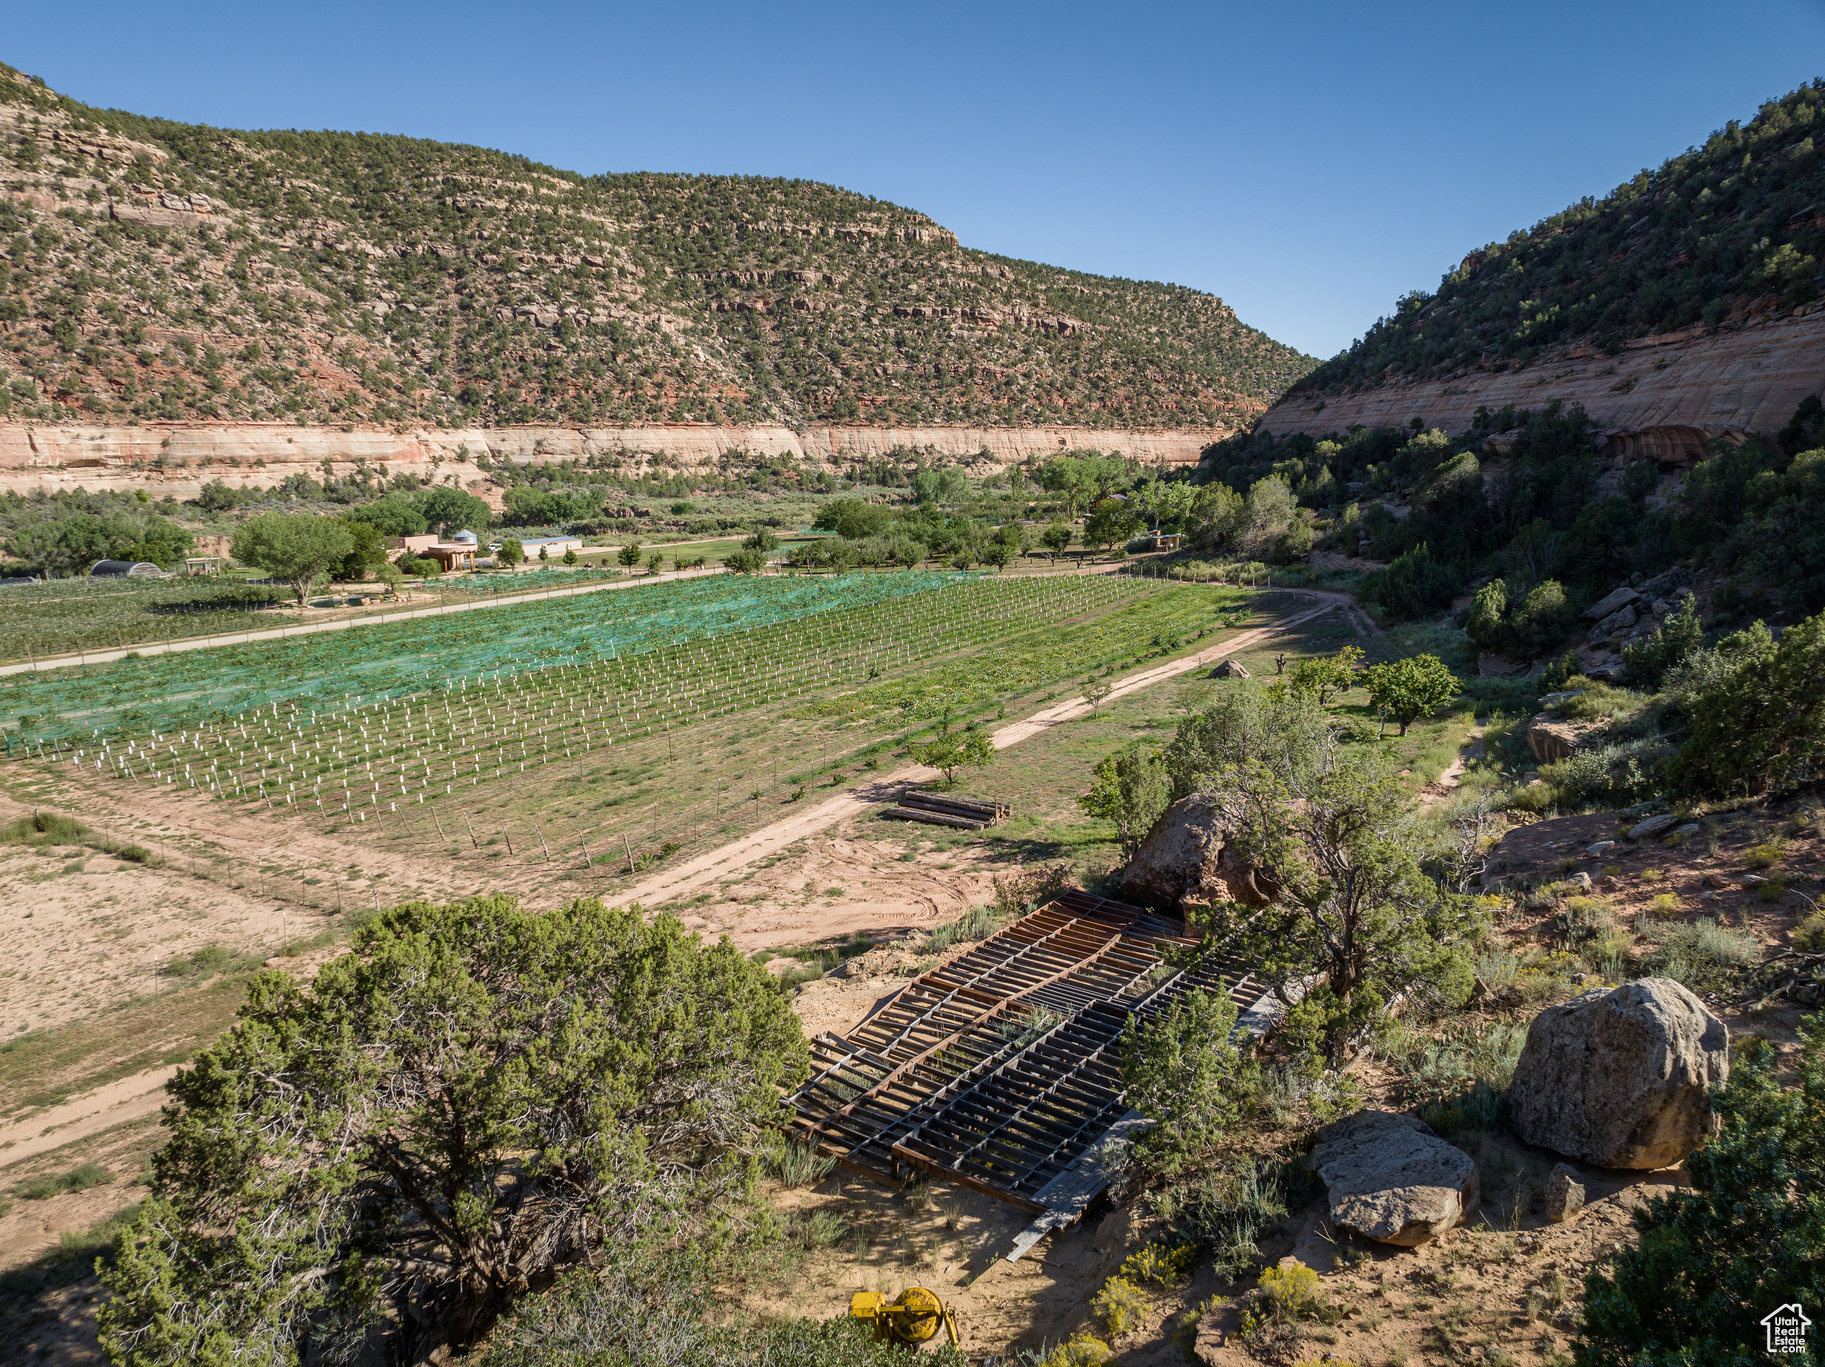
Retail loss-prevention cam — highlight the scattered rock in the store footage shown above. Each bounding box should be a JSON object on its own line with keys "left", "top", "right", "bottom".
{"left": 1525, "top": 716, "right": 1580, "bottom": 762}
{"left": 1210, "top": 659, "right": 1251, "bottom": 679}
{"left": 1539, "top": 689, "right": 1588, "bottom": 708}
{"left": 1119, "top": 794, "right": 1277, "bottom": 911}
{"left": 1627, "top": 814, "right": 1682, "bottom": 841}
{"left": 1507, "top": 978, "right": 1730, "bottom": 1169}
{"left": 1570, "top": 872, "right": 1594, "bottom": 893}
{"left": 1586, "top": 840, "right": 1616, "bottom": 857}
{"left": 1310, "top": 1110, "right": 1479, "bottom": 1246}
{"left": 1545, "top": 1163, "right": 1586, "bottom": 1222}
{"left": 1092, "top": 1205, "right": 1136, "bottom": 1257}
{"left": 1589, "top": 603, "right": 1640, "bottom": 643}
{"left": 1670, "top": 822, "right": 1701, "bottom": 837}
{"left": 1583, "top": 586, "right": 1644, "bottom": 621}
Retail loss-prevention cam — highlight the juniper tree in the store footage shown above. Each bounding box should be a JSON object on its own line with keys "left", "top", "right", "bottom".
{"left": 98, "top": 896, "right": 806, "bottom": 1367}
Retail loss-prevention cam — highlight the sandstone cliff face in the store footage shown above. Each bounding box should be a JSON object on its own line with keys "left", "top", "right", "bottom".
{"left": 0, "top": 422, "right": 1226, "bottom": 500}
{"left": 1258, "top": 312, "right": 1825, "bottom": 457}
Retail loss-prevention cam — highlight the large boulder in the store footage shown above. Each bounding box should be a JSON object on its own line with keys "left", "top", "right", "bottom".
{"left": 1311, "top": 1111, "right": 1479, "bottom": 1247}
{"left": 1118, "top": 794, "right": 1276, "bottom": 911}
{"left": 1582, "top": 586, "right": 1643, "bottom": 621}
{"left": 1525, "top": 715, "right": 1580, "bottom": 762}
{"left": 1507, "top": 978, "right": 1729, "bottom": 1169}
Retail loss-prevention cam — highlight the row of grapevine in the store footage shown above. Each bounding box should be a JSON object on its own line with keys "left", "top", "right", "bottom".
{"left": 35, "top": 575, "right": 1151, "bottom": 818}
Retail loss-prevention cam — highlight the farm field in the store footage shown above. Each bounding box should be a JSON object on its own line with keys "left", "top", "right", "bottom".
{"left": 2, "top": 570, "right": 971, "bottom": 738}
{"left": 0, "top": 565, "right": 638, "bottom": 664}
{"left": 1, "top": 575, "right": 1252, "bottom": 923}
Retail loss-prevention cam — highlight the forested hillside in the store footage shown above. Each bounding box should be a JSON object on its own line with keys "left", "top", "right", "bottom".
{"left": 0, "top": 63, "right": 1311, "bottom": 433}
{"left": 1290, "top": 81, "right": 1825, "bottom": 393}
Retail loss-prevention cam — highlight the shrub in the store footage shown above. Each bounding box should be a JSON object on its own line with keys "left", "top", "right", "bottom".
{"left": 1090, "top": 1276, "right": 1149, "bottom": 1336}
{"left": 1793, "top": 911, "right": 1825, "bottom": 953}
{"left": 0, "top": 811, "right": 87, "bottom": 845}
{"left": 771, "top": 1140, "right": 835, "bottom": 1189}
{"left": 1745, "top": 841, "right": 1785, "bottom": 870}
{"left": 1636, "top": 916, "right": 1759, "bottom": 991}
{"left": 1675, "top": 612, "right": 1825, "bottom": 797}
{"left": 1156, "top": 1158, "right": 1288, "bottom": 1278}
{"left": 1116, "top": 1239, "right": 1199, "bottom": 1287}
{"left": 1036, "top": 1335, "right": 1111, "bottom": 1367}
{"left": 926, "top": 904, "right": 1006, "bottom": 954}
{"left": 1576, "top": 1020, "right": 1825, "bottom": 1366}
{"left": 1541, "top": 739, "right": 1661, "bottom": 806}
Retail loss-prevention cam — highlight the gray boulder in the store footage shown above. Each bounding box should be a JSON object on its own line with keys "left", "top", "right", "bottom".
{"left": 1628, "top": 813, "right": 1682, "bottom": 841}
{"left": 1507, "top": 978, "right": 1729, "bottom": 1169}
{"left": 1525, "top": 715, "right": 1580, "bottom": 762}
{"left": 1310, "top": 1110, "right": 1479, "bottom": 1247}
{"left": 1583, "top": 586, "right": 1643, "bottom": 621}
{"left": 1118, "top": 794, "right": 1276, "bottom": 911}
{"left": 1544, "top": 1163, "right": 1586, "bottom": 1222}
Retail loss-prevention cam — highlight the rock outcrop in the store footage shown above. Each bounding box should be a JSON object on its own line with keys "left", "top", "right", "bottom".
{"left": 0, "top": 421, "right": 1225, "bottom": 501}
{"left": 1507, "top": 978, "right": 1729, "bottom": 1169}
{"left": 1118, "top": 795, "right": 1276, "bottom": 912}
{"left": 1524, "top": 716, "right": 1580, "bottom": 763}
{"left": 1257, "top": 312, "right": 1825, "bottom": 452}
{"left": 1310, "top": 1111, "right": 1479, "bottom": 1247}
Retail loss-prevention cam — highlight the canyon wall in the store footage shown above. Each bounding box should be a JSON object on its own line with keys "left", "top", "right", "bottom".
{"left": 0, "top": 422, "right": 1228, "bottom": 500}
{"left": 1258, "top": 310, "right": 1825, "bottom": 460}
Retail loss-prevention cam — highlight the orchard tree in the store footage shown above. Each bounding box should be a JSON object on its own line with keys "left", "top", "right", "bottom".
{"left": 1361, "top": 654, "right": 1461, "bottom": 736}
{"left": 1041, "top": 519, "right": 1074, "bottom": 563}
{"left": 230, "top": 513, "right": 355, "bottom": 606}
{"left": 617, "top": 541, "right": 642, "bottom": 568}
{"left": 743, "top": 526, "right": 780, "bottom": 553}
{"left": 723, "top": 548, "right": 765, "bottom": 574}
{"left": 497, "top": 538, "right": 525, "bottom": 568}
{"left": 910, "top": 725, "right": 994, "bottom": 783}
{"left": 98, "top": 896, "right": 806, "bottom": 1367}
{"left": 1286, "top": 646, "right": 1364, "bottom": 706}
{"left": 981, "top": 540, "right": 1013, "bottom": 573}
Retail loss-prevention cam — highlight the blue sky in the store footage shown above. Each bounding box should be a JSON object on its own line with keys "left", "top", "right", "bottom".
{"left": 5, "top": 1, "right": 1822, "bottom": 359}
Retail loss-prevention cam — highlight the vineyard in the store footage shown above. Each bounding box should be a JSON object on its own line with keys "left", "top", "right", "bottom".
{"left": 14, "top": 576, "right": 1243, "bottom": 862}
{"left": 0, "top": 571, "right": 964, "bottom": 739}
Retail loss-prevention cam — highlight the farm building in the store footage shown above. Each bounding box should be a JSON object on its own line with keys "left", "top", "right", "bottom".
{"left": 421, "top": 543, "right": 478, "bottom": 572}
{"left": 514, "top": 536, "right": 584, "bottom": 560}
{"left": 1143, "top": 532, "right": 1183, "bottom": 551}
{"left": 90, "top": 559, "right": 163, "bottom": 578}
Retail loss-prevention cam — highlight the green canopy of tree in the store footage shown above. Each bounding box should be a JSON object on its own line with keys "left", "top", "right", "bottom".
{"left": 229, "top": 512, "right": 356, "bottom": 605}
{"left": 345, "top": 495, "right": 428, "bottom": 538}
{"left": 414, "top": 487, "right": 492, "bottom": 538}
{"left": 723, "top": 547, "right": 765, "bottom": 574}
{"left": 3, "top": 511, "right": 193, "bottom": 574}
{"left": 334, "top": 519, "right": 394, "bottom": 580}
{"left": 98, "top": 895, "right": 807, "bottom": 1366}
{"left": 1078, "top": 745, "right": 1170, "bottom": 860}
{"left": 1360, "top": 654, "right": 1461, "bottom": 736}
{"left": 1120, "top": 988, "right": 1260, "bottom": 1176}
{"left": 811, "top": 497, "right": 895, "bottom": 541}
{"left": 1674, "top": 609, "right": 1825, "bottom": 797}
{"left": 1083, "top": 496, "right": 1144, "bottom": 555}
{"left": 909, "top": 725, "right": 994, "bottom": 783}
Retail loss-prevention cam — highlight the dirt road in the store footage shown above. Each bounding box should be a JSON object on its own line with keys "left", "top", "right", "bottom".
{"left": 0, "top": 1065, "right": 176, "bottom": 1169}
{"left": 614, "top": 594, "right": 1347, "bottom": 909}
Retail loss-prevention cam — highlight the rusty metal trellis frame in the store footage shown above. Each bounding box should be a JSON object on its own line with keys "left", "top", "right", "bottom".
{"left": 786, "top": 889, "right": 1269, "bottom": 1220}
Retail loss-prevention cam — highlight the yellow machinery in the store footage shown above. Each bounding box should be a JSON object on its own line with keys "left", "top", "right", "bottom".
{"left": 849, "top": 1287, "right": 960, "bottom": 1348}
